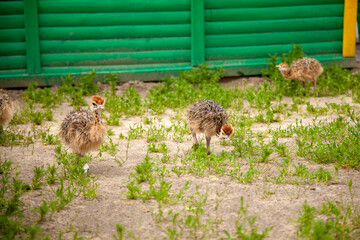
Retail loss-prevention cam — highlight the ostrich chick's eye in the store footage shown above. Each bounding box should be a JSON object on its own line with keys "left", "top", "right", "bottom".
{"left": 92, "top": 102, "right": 96, "bottom": 106}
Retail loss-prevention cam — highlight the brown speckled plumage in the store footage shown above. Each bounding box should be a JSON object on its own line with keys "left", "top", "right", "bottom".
{"left": 0, "top": 89, "right": 15, "bottom": 127}
{"left": 276, "top": 57, "right": 323, "bottom": 96}
{"left": 60, "top": 96, "right": 106, "bottom": 157}
{"left": 187, "top": 100, "right": 233, "bottom": 155}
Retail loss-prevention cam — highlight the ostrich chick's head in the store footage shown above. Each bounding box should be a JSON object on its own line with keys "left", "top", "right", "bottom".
{"left": 219, "top": 124, "right": 234, "bottom": 141}
{"left": 90, "top": 95, "right": 105, "bottom": 112}
{"left": 276, "top": 62, "right": 289, "bottom": 72}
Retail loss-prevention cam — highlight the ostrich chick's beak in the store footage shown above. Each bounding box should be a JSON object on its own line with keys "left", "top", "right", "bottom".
{"left": 275, "top": 64, "right": 280, "bottom": 68}
{"left": 98, "top": 104, "right": 104, "bottom": 110}
{"left": 225, "top": 135, "right": 231, "bottom": 141}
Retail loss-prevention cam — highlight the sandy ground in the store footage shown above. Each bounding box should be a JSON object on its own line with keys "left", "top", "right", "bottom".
{"left": 1, "top": 76, "right": 360, "bottom": 240}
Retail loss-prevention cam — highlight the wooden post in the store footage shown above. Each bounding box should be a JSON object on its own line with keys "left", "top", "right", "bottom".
{"left": 342, "top": 0, "right": 358, "bottom": 57}
{"left": 24, "top": 0, "right": 41, "bottom": 74}
{"left": 191, "top": 0, "right": 205, "bottom": 66}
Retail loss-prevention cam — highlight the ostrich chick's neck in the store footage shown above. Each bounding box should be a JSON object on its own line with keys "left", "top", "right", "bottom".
{"left": 93, "top": 111, "right": 102, "bottom": 125}
{"left": 280, "top": 68, "right": 294, "bottom": 80}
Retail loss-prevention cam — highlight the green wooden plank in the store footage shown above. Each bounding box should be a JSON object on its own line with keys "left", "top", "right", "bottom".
{"left": 41, "top": 50, "right": 191, "bottom": 67}
{"left": 206, "top": 42, "right": 342, "bottom": 61}
{"left": 0, "top": 1, "right": 24, "bottom": 15}
{"left": 206, "top": 17, "right": 343, "bottom": 35}
{"left": 206, "top": 30, "right": 343, "bottom": 48}
{"left": 0, "top": 63, "right": 193, "bottom": 87}
{"left": 38, "top": 0, "right": 190, "bottom": 13}
{"left": 191, "top": 0, "right": 205, "bottom": 66}
{"left": 0, "top": 15, "right": 25, "bottom": 29}
{"left": 39, "top": 12, "right": 190, "bottom": 27}
{"left": 205, "top": 0, "right": 343, "bottom": 9}
{"left": 41, "top": 38, "right": 190, "bottom": 54}
{"left": 0, "top": 69, "right": 27, "bottom": 76}
{"left": 0, "top": 29, "right": 25, "bottom": 42}
{"left": 24, "top": 0, "right": 41, "bottom": 74}
{"left": 205, "top": 5, "right": 343, "bottom": 22}
{"left": 41, "top": 62, "right": 192, "bottom": 74}
{"left": 39, "top": 25, "right": 191, "bottom": 40}
{"left": 0, "top": 56, "right": 26, "bottom": 70}
{"left": 0, "top": 42, "right": 26, "bottom": 56}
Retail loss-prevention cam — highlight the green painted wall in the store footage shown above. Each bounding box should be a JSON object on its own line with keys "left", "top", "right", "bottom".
{"left": 0, "top": 0, "right": 356, "bottom": 87}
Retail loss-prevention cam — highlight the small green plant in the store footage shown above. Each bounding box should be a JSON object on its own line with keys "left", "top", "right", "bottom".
{"left": 113, "top": 224, "right": 124, "bottom": 240}
{"left": 295, "top": 181, "right": 360, "bottom": 239}
{"left": 77, "top": 71, "right": 100, "bottom": 95}
{"left": 107, "top": 128, "right": 115, "bottom": 136}
{"left": 36, "top": 200, "right": 50, "bottom": 222}
{"left": 171, "top": 120, "right": 191, "bottom": 142}
{"left": 259, "top": 143, "right": 274, "bottom": 162}
{"left": 127, "top": 123, "right": 145, "bottom": 139}
{"left": 142, "top": 116, "right": 153, "bottom": 125}
{"left": 39, "top": 128, "right": 60, "bottom": 145}
{"left": 223, "top": 197, "right": 273, "bottom": 239}
{"left": 105, "top": 73, "right": 119, "bottom": 96}
{"left": 146, "top": 125, "right": 167, "bottom": 142}
{"left": 310, "top": 167, "right": 333, "bottom": 183}
{"left": 23, "top": 82, "right": 63, "bottom": 108}
{"left": 0, "top": 157, "right": 42, "bottom": 238}
{"left": 293, "top": 163, "right": 309, "bottom": 178}
{"left": 31, "top": 165, "right": 46, "bottom": 190}
{"left": 99, "top": 136, "right": 119, "bottom": 157}
{"left": 126, "top": 180, "right": 141, "bottom": 199}
{"left": 46, "top": 164, "right": 58, "bottom": 184}
{"left": 147, "top": 142, "right": 169, "bottom": 154}
{"left": 132, "top": 154, "right": 155, "bottom": 183}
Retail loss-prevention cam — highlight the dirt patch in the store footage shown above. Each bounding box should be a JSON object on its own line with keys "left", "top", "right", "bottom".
{"left": 1, "top": 80, "right": 360, "bottom": 240}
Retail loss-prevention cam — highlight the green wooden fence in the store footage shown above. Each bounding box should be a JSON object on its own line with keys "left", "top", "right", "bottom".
{"left": 0, "top": 0, "right": 356, "bottom": 87}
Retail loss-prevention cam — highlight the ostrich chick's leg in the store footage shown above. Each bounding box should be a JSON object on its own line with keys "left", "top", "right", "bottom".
{"left": 205, "top": 135, "right": 212, "bottom": 155}
{"left": 190, "top": 128, "right": 199, "bottom": 146}
{"left": 313, "top": 80, "right": 318, "bottom": 97}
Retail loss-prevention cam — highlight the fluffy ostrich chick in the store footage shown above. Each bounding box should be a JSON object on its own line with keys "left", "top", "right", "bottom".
{"left": 60, "top": 96, "right": 106, "bottom": 158}
{"left": 187, "top": 100, "right": 234, "bottom": 155}
{"left": 276, "top": 57, "right": 323, "bottom": 96}
{"left": 0, "top": 89, "right": 14, "bottom": 131}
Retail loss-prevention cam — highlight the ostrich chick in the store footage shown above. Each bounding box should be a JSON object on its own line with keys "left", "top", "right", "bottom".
{"left": 276, "top": 57, "right": 323, "bottom": 96}
{"left": 0, "top": 89, "right": 15, "bottom": 131}
{"left": 187, "top": 100, "right": 234, "bottom": 155}
{"left": 60, "top": 96, "right": 106, "bottom": 158}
